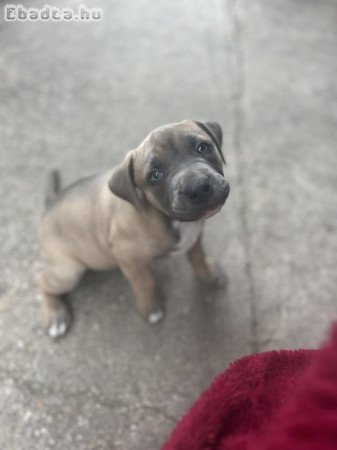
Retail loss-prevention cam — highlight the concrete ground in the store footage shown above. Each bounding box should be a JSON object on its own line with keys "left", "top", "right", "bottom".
{"left": 1, "top": 0, "right": 337, "bottom": 448}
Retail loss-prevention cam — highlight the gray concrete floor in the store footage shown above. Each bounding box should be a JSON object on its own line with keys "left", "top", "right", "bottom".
{"left": 1, "top": 0, "right": 337, "bottom": 448}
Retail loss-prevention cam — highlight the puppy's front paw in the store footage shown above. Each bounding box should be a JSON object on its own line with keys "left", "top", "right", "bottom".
{"left": 136, "top": 298, "right": 165, "bottom": 325}
{"left": 45, "top": 304, "right": 72, "bottom": 339}
{"left": 147, "top": 309, "right": 165, "bottom": 324}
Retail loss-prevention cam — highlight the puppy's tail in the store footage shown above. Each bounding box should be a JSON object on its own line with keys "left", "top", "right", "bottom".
{"left": 45, "top": 169, "right": 61, "bottom": 208}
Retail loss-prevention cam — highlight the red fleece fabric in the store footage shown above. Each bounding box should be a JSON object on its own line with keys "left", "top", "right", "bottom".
{"left": 162, "top": 324, "right": 337, "bottom": 450}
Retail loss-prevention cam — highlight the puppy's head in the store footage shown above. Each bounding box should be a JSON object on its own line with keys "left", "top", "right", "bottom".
{"left": 108, "top": 120, "right": 230, "bottom": 222}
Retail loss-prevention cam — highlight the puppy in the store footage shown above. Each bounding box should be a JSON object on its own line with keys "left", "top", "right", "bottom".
{"left": 38, "top": 120, "right": 230, "bottom": 338}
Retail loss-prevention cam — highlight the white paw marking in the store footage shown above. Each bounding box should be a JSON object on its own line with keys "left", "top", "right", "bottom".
{"left": 148, "top": 311, "right": 164, "bottom": 324}
{"left": 58, "top": 322, "right": 67, "bottom": 335}
{"left": 48, "top": 321, "right": 67, "bottom": 338}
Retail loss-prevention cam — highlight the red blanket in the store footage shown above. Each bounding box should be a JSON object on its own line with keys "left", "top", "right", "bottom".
{"left": 162, "top": 325, "right": 337, "bottom": 450}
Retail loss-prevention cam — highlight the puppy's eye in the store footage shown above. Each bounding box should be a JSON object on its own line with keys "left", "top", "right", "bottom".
{"left": 149, "top": 170, "right": 163, "bottom": 184}
{"left": 197, "top": 143, "right": 211, "bottom": 155}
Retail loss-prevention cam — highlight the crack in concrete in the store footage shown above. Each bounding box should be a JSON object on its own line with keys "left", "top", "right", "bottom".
{"left": 224, "top": 0, "right": 259, "bottom": 353}
{"left": 0, "top": 367, "right": 178, "bottom": 425}
{"left": 141, "top": 403, "right": 178, "bottom": 424}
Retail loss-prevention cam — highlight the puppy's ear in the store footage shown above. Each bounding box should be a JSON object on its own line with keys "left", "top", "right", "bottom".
{"left": 195, "top": 121, "right": 226, "bottom": 163}
{"left": 108, "top": 153, "right": 142, "bottom": 211}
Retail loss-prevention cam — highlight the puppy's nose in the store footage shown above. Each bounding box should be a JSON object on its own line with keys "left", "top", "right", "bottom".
{"left": 185, "top": 177, "right": 213, "bottom": 202}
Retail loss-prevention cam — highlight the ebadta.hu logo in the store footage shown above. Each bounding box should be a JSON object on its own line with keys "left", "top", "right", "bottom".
{"left": 4, "top": 4, "right": 103, "bottom": 22}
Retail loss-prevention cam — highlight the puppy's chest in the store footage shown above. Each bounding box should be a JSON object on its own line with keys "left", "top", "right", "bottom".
{"left": 169, "top": 220, "right": 204, "bottom": 256}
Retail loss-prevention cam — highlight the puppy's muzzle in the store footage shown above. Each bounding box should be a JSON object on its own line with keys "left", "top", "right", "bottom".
{"left": 170, "top": 168, "right": 230, "bottom": 221}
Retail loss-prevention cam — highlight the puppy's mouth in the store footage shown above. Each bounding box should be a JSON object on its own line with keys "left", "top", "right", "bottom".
{"left": 200, "top": 205, "right": 223, "bottom": 219}
{"left": 170, "top": 191, "right": 229, "bottom": 222}
{"left": 167, "top": 172, "right": 230, "bottom": 222}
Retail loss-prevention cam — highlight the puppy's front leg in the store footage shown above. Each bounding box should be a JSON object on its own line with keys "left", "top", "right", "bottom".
{"left": 187, "top": 236, "right": 227, "bottom": 288}
{"left": 118, "top": 260, "right": 164, "bottom": 324}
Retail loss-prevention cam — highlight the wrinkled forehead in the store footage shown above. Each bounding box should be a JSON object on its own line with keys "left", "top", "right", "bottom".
{"left": 132, "top": 121, "right": 217, "bottom": 180}
{"left": 140, "top": 121, "right": 208, "bottom": 155}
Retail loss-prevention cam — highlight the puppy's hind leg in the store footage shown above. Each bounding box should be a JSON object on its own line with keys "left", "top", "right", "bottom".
{"left": 37, "top": 259, "right": 85, "bottom": 339}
